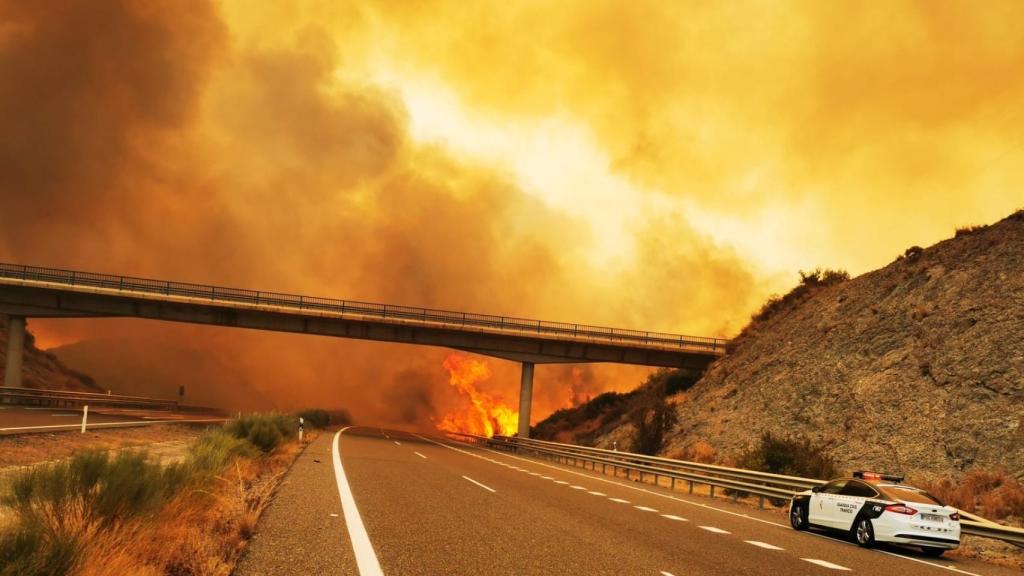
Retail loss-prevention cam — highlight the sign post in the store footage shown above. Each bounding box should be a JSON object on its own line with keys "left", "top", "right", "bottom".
{"left": 298, "top": 417, "right": 304, "bottom": 443}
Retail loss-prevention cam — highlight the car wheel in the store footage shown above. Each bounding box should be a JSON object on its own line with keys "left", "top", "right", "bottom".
{"left": 854, "top": 518, "right": 875, "bottom": 547}
{"left": 790, "top": 502, "right": 808, "bottom": 531}
{"left": 920, "top": 547, "right": 945, "bottom": 558}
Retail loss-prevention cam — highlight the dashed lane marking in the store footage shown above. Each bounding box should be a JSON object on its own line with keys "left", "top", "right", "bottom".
{"left": 414, "top": 451, "right": 427, "bottom": 459}
{"left": 661, "top": 514, "right": 687, "bottom": 521}
{"left": 609, "top": 498, "right": 630, "bottom": 504}
{"left": 801, "top": 559, "right": 850, "bottom": 571}
{"left": 570, "top": 485, "right": 587, "bottom": 490}
{"left": 635, "top": 506, "right": 658, "bottom": 512}
{"left": 588, "top": 491, "right": 606, "bottom": 496}
{"left": 698, "top": 526, "right": 730, "bottom": 534}
{"left": 745, "top": 541, "right": 784, "bottom": 550}
{"left": 462, "top": 475, "right": 497, "bottom": 493}
{"left": 393, "top": 441, "right": 401, "bottom": 446}
{"left": 554, "top": 480, "right": 570, "bottom": 485}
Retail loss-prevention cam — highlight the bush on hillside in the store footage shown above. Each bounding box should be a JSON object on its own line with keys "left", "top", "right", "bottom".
{"left": 735, "top": 432, "right": 837, "bottom": 480}
{"left": 630, "top": 371, "right": 679, "bottom": 456}
{"left": 225, "top": 414, "right": 296, "bottom": 453}
{"left": 918, "top": 469, "right": 1024, "bottom": 521}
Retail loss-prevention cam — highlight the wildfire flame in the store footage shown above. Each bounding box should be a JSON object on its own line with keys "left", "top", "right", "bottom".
{"left": 436, "top": 354, "right": 518, "bottom": 437}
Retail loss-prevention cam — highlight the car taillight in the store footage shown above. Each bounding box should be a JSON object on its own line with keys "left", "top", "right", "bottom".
{"left": 884, "top": 504, "right": 918, "bottom": 515}
{"left": 949, "top": 512, "right": 960, "bottom": 522}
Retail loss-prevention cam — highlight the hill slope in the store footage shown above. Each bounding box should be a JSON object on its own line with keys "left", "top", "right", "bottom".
{"left": 0, "top": 316, "right": 101, "bottom": 392}
{"left": 538, "top": 210, "right": 1024, "bottom": 480}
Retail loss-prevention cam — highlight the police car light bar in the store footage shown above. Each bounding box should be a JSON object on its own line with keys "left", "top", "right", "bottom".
{"left": 853, "top": 470, "right": 904, "bottom": 483}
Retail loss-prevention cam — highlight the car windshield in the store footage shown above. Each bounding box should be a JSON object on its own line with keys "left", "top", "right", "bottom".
{"left": 879, "top": 485, "right": 943, "bottom": 505}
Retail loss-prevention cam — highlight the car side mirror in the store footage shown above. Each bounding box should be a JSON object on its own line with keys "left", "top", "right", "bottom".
{"left": 811, "top": 486, "right": 822, "bottom": 493}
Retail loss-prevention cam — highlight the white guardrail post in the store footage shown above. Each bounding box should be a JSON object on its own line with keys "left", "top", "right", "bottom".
{"left": 81, "top": 404, "right": 88, "bottom": 433}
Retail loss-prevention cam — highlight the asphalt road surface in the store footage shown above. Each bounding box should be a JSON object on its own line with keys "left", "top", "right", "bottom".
{"left": 237, "top": 427, "right": 1021, "bottom": 576}
{"left": 0, "top": 406, "right": 222, "bottom": 434}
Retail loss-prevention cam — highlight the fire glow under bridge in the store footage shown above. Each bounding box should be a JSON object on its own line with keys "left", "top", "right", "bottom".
{"left": 0, "top": 263, "right": 726, "bottom": 436}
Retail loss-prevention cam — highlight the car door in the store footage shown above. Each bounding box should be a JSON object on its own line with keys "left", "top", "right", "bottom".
{"left": 832, "top": 480, "right": 878, "bottom": 530}
{"left": 809, "top": 480, "right": 846, "bottom": 527}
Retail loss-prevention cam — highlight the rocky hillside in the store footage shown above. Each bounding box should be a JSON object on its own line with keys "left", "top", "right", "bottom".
{"left": 539, "top": 210, "right": 1024, "bottom": 480}
{"left": 0, "top": 315, "right": 101, "bottom": 392}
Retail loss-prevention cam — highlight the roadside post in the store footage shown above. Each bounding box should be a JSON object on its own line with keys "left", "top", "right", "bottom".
{"left": 299, "top": 417, "right": 304, "bottom": 443}
{"left": 81, "top": 405, "right": 89, "bottom": 433}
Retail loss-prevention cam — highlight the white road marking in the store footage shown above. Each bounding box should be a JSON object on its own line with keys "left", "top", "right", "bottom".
{"left": 588, "top": 491, "right": 606, "bottom": 496}
{"left": 462, "top": 475, "right": 496, "bottom": 493}
{"left": 745, "top": 541, "right": 783, "bottom": 550}
{"left": 698, "top": 526, "right": 730, "bottom": 534}
{"left": 529, "top": 472, "right": 542, "bottom": 476}
{"left": 393, "top": 441, "right": 401, "bottom": 446}
{"left": 801, "top": 559, "right": 850, "bottom": 571}
{"left": 554, "top": 480, "right": 570, "bottom": 485}
{"left": 414, "top": 451, "right": 427, "bottom": 459}
{"left": 541, "top": 476, "right": 554, "bottom": 480}
{"left": 332, "top": 428, "right": 384, "bottom": 576}
{"left": 570, "top": 485, "right": 587, "bottom": 490}
{"left": 330, "top": 513, "right": 339, "bottom": 517}
{"left": 635, "top": 506, "right": 658, "bottom": 512}
{"left": 609, "top": 498, "right": 630, "bottom": 504}
{"left": 661, "top": 514, "right": 687, "bottom": 521}
{"left": 660, "top": 572, "right": 675, "bottom": 576}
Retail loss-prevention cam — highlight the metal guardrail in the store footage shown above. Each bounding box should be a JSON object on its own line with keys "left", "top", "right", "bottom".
{"left": 447, "top": 433, "right": 1024, "bottom": 547}
{"left": 0, "top": 386, "right": 179, "bottom": 411}
{"left": 0, "top": 263, "right": 726, "bottom": 353}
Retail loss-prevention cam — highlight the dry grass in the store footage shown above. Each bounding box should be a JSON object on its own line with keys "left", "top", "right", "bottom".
{"left": 917, "top": 469, "right": 1024, "bottom": 524}
{"left": 0, "top": 420, "right": 314, "bottom": 576}
{"left": 0, "top": 424, "right": 205, "bottom": 468}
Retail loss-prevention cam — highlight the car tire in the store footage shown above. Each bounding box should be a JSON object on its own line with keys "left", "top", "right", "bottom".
{"left": 854, "top": 518, "right": 875, "bottom": 548}
{"left": 920, "top": 547, "right": 945, "bottom": 558}
{"left": 790, "top": 502, "right": 808, "bottom": 531}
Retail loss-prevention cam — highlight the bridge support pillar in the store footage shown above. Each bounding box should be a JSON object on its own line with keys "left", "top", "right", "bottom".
{"left": 4, "top": 315, "right": 26, "bottom": 388}
{"left": 517, "top": 361, "right": 534, "bottom": 438}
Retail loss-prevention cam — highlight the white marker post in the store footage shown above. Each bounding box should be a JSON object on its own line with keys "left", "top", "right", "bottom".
{"left": 299, "top": 417, "right": 304, "bottom": 443}
{"left": 81, "top": 405, "right": 89, "bottom": 433}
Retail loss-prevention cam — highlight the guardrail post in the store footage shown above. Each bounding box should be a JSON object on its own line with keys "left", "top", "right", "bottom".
{"left": 670, "top": 477, "right": 676, "bottom": 490}
{"left": 3, "top": 315, "right": 26, "bottom": 388}
{"left": 710, "top": 485, "right": 716, "bottom": 499}
{"left": 81, "top": 405, "right": 88, "bottom": 433}
{"left": 758, "top": 496, "right": 765, "bottom": 509}
{"left": 688, "top": 481, "right": 693, "bottom": 494}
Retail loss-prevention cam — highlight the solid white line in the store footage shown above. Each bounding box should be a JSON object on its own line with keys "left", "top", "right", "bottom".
{"left": 745, "top": 540, "right": 784, "bottom": 550}
{"left": 332, "top": 428, "right": 384, "bottom": 576}
{"left": 414, "top": 451, "right": 427, "bottom": 459}
{"left": 609, "top": 498, "right": 630, "bottom": 504}
{"left": 801, "top": 559, "right": 850, "bottom": 571}
{"left": 635, "top": 506, "right": 658, "bottom": 512}
{"left": 462, "top": 475, "right": 496, "bottom": 493}
{"left": 661, "top": 514, "right": 687, "bottom": 521}
{"left": 698, "top": 526, "right": 730, "bottom": 534}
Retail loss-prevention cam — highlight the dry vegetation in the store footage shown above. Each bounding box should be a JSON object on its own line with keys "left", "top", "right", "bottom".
{"left": 0, "top": 424, "right": 205, "bottom": 468}
{"left": 0, "top": 414, "right": 330, "bottom": 576}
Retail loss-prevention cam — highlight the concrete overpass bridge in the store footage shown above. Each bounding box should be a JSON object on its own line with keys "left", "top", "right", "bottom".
{"left": 0, "top": 263, "right": 726, "bottom": 436}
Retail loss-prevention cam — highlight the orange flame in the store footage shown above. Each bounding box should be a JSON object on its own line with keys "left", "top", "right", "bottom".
{"left": 436, "top": 354, "right": 518, "bottom": 437}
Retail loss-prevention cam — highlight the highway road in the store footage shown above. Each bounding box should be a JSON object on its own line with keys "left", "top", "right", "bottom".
{"left": 237, "top": 428, "right": 1020, "bottom": 576}
{"left": 0, "top": 406, "right": 223, "bottom": 435}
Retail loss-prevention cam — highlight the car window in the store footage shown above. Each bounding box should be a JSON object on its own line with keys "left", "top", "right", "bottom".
{"left": 839, "top": 481, "right": 878, "bottom": 497}
{"left": 820, "top": 480, "right": 847, "bottom": 494}
{"left": 880, "top": 486, "right": 942, "bottom": 505}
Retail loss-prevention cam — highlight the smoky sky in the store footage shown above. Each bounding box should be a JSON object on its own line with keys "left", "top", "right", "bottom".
{"left": 15, "top": 0, "right": 991, "bottom": 428}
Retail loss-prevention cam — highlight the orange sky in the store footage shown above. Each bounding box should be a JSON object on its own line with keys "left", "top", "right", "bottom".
{"left": 1, "top": 1, "right": 1022, "bottom": 426}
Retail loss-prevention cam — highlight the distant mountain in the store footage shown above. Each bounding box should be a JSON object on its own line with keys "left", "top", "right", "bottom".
{"left": 0, "top": 316, "right": 101, "bottom": 392}
{"left": 536, "top": 209, "right": 1024, "bottom": 479}
{"left": 53, "top": 339, "right": 274, "bottom": 410}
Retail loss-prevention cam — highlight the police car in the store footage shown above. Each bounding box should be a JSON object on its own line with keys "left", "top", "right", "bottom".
{"left": 789, "top": 471, "right": 961, "bottom": 557}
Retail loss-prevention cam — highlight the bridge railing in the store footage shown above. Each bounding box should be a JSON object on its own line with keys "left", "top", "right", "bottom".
{"left": 0, "top": 263, "right": 727, "bottom": 353}
{"left": 445, "top": 432, "right": 1024, "bottom": 548}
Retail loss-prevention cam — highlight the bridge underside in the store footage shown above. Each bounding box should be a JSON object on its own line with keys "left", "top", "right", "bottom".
{"left": 0, "top": 284, "right": 718, "bottom": 370}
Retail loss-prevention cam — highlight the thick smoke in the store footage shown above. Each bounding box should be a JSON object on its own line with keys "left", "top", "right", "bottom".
{"left": 0, "top": 0, "right": 834, "bottom": 428}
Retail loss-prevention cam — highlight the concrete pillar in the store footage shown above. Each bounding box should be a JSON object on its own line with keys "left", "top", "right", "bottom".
{"left": 4, "top": 315, "right": 26, "bottom": 388}
{"left": 517, "top": 361, "right": 534, "bottom": 438}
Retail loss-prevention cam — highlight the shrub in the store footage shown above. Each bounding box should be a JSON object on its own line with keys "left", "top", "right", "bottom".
{"left": 224, "top": 414, "right": 296, "bottom": 453}
{"left": 188, "top": 429, "right": 259, "bottom": 475}
{"left": 735, "top": 432, "right": 837, "bottom": 480}
{"left": 918, "top": 469, "right": 1024, "bottom": 521}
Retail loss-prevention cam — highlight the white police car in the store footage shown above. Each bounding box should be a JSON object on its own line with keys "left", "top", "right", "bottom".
{"left": 789, "top": 471, "right": 961, "bottom": 557}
